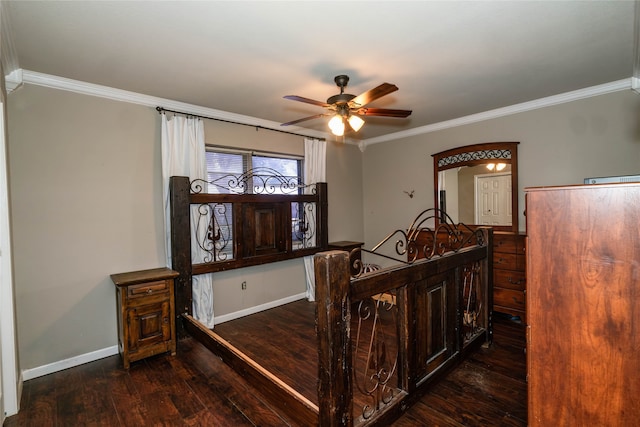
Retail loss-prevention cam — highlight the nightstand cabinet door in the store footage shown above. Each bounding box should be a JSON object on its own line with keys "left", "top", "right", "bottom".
{"left": 127, "top": 299, "right": 171, "bottom": 352}
{"left": 111, "top": 267, "right": 179, "bottom": 369}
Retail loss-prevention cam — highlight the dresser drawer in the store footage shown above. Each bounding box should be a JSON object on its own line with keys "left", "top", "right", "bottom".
{"left": 127, "top": 280, "right": 169, "bottom": 299}
{"left": 494, "top": 287, "right": 526, "bottom": 311}
{"left": 494, "top": 253, "right": 526, "bottom": 271}
{"left": 493, "top": 233, "right": 526, "bottom": 254}
{"left": 494, "top": 269, "right": 526, "bottom": 290}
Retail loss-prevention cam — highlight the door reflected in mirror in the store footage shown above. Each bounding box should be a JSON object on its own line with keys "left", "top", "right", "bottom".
{"left": 438, "top": 164, "right": 512, "bottom": 226}
{"left": 433, "top": 142, "right": 519, "bottom": 232}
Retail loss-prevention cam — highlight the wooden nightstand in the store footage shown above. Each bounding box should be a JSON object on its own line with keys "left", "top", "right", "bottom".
{"left": 111, "top": 267, "right": 179, "bottom": 369}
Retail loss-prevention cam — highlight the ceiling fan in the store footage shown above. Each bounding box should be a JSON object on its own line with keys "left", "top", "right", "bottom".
{"left": 281, "top": 75, "right": 412, "bottom": 136}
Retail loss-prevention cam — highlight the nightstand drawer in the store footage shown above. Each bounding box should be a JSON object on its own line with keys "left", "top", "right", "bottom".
{"left": 127, "top": 280, "right": 168, "bottom": 299}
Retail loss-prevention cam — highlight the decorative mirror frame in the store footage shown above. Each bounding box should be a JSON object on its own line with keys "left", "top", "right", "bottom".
{"left": 432, "top": 141, "right": 519, "bottom": 233}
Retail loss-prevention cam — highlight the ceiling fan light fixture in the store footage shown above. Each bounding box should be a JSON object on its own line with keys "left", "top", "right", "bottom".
{"left": 328, "top": 115, "right": 345, "bottom": 136}
{"left": 486, "top": 163, "right": 507, "bottom": 171}
{"left": 348, "top": 115, "right": 365, "bottom": 132}
{"left": 281, "top": 75, "right": 412, "bottom": 133}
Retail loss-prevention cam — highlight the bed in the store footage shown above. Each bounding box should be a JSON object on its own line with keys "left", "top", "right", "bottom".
{"left": 169, "top": 170, "right": 492, "bottom": 426}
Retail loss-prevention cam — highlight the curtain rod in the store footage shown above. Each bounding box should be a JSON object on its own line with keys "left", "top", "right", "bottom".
{"left": 156, "top": 106, "right": 326, "bottom": 141}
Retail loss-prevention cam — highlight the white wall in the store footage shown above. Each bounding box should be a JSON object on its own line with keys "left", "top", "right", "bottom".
{"left": 6, "top": 83, "right": 364, "bottom": 373}
{"left": 363, "top": 90, "right": 640, "bottom": 248}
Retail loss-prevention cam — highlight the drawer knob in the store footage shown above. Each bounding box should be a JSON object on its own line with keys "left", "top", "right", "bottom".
{"left": 508, "top": 277, "right": 525, "bottom": 285}
{"left": 146, "top": 289, "right": 153, "bottom": 294}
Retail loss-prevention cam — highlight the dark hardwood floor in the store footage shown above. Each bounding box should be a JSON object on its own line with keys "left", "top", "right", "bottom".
{"left": 4, "top": 309, "right": 526, "bottom": 426}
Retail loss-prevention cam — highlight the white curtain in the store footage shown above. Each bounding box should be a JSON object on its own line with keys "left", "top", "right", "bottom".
{"left": 303, "top": 137, "right": 326, "bottom": 301}
{"left": 161, "top": 113, "right": 215, "bottom": 328}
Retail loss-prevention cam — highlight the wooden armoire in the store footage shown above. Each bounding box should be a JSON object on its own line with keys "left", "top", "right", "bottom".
{"left": 526, "top": 183, "right": 640, "bottom": 426}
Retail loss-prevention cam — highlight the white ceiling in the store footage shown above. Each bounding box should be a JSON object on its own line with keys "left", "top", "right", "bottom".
{"left": 3, "top": 1, "right": 637, "bottom": 142}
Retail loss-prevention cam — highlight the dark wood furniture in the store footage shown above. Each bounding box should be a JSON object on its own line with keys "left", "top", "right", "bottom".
{"left": 493, "top": 231, "right": 526, "bottom": 320}
{"left": 526, "top": 183, "right": 640, "bottom": 426}
{"left": 111, "top": 267, "right": 179, "bottom": 369}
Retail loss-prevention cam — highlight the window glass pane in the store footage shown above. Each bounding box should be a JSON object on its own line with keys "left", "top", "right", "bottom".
{"left": 205, "top": 151, "right": 247, "bottom": 194}
{"left": 252, "top": 155, "right": 301, "bottom": 194}
{"left": 252, "top": 155, "right": 299, "bottom": 177}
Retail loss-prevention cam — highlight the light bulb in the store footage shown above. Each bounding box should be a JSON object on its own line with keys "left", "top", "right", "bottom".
{"left": 486, "top": 163, "right": 495, "bottom": 171}
{"left": 348, "top": 115, "right": 365, "bottom": 132}
{"left": 496, "top": 163, "right": 506, "bottom": 171}
{"left": 328, "top": 115, "right": 345, "bottom": 136}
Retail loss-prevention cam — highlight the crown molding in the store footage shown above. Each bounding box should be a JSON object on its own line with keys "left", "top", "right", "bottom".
{"left": 1, "top": 0, "right": 21, "bottom": 94}
{"left": 362, "top": 78, "right": 633, "bottom": 147}
{"left": 12, "top": 70, "right": 630, "bottom": 147}
{"left": 15, "top": 69, "right": 331, "bottom": 140}
{"left": 4, "top": 68, "right": 22, "bottom": 93}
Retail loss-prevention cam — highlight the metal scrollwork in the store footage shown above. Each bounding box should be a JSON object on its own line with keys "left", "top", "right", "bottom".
{"left": 363, "top": 208, "right": 486, "bottom": 265}
{"left": 291, "top": 201, "right": 317, "bottom": 250}
{"left": 194, "top": 203, "right": 233, "bottom": 262}
{"left": 190, "top": 167, "right": 316, "bottom": 195}
{"left": 437, "top": 148, "right": 512, "bottom": 168}
{"left": 354, "top": 292, "right": 399, "bottom": 420}
{"left": 462, "top": 261, "right": 483, "bottom": 343}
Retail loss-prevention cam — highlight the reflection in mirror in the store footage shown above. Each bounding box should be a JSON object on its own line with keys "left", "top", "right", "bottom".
{"left": 433, "top": 142, "right": 519, "bottom": 233}
{"left": 438, "top": 164, "right": 512, "bottom": 225}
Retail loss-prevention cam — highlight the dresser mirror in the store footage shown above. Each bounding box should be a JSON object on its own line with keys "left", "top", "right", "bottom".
{"left": 432, "top": 142, "right": 519, "bottom": 233}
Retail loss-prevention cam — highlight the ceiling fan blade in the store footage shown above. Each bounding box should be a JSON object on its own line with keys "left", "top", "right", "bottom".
{"left": 355, "top": 107, "right": 412, "bottom": 118}
{"left": 283, "top": 95, "right": 330, "bottom": 108}
{"left": 281, "top": 113, "right": 330, "bottom": 126}
{"left": 349, "top": 83, "right": 398, "bottom": 108}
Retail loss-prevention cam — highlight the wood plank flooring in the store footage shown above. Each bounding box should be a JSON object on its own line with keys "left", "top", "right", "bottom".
{"left": 4, "top": 306, "right": 526, "bottom": 426}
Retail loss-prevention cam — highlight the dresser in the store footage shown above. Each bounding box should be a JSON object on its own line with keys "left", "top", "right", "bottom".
{"left": 526, "top": 184, "right": 640, "bottom": 426}
{"left": 111, "top": 267, "right": 179, "bottom": 368}
{"left": 492, "top": 232, "right": 526, "bottom": 320}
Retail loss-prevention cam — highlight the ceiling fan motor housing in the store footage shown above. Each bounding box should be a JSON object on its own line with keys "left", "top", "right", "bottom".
{"left": 334, "top": 75, "right": 349, "bottom": 89}
{"left": 327, "top": 93, "right": 356, "bottom": 106}
{"left": 327, "top": 74, "right": 356, "bottom": 107}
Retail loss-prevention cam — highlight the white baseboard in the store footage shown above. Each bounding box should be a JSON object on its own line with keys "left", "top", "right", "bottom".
{"left": 214, "top": 292, "right": 307, "bottom": 325}
{"left": 22, "top": 345, "right": 119, "bottom": 381}
{"left": 21, "top": 293, "right": 308, "bottom": 380}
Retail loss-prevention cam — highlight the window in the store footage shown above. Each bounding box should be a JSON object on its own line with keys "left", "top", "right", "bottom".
{"left": 205, "top": 150, "right": 302, "bottom": 194}
{"left": 204, "top": 148, "right": 307, "bottom": 259}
